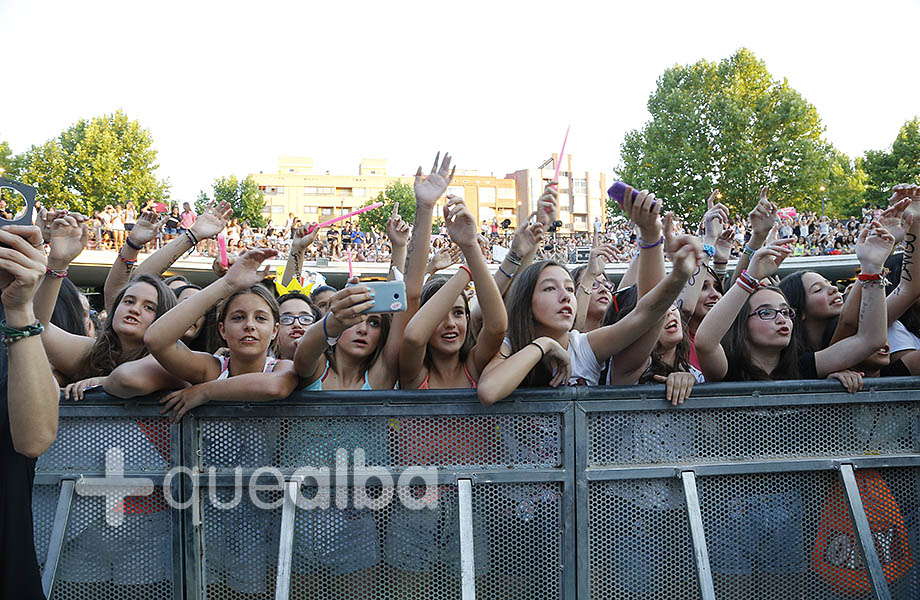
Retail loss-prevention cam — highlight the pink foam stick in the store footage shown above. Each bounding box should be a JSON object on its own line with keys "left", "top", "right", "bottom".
{"left": 217, "top": 233, "right": 228, "bottom": 268}
{"left": 552, "top": 125, "right": 571, "bottom": 185}
{"left": 347, "top": 248, "right": 353, "bottom": 278}
{"left": 308, "top": 202, "right": 383, "bottom": 233}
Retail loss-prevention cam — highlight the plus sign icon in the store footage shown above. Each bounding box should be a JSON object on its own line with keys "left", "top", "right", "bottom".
{"left": 75, "top": 447, "right": 156, "bottom": 526}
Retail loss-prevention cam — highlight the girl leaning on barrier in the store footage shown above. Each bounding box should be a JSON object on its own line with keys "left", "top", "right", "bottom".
{"left": 144, "top": 248, "right": 300, "bottom": 420}
{"left": 0, "top": 223, "right": 60, "bottom": 600}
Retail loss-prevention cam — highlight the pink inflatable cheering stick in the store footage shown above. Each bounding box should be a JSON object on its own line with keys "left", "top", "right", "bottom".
{"left": 308, "top": 202, "right": 383, "bottom": 233}
{"left": 217, "top": 233, "right": 228, "bottom": 268}
{"left": 552, "top": 125, "right": 571, "bottom": 186}
{"left": 347, "top": 248, "right": 354, "bottom": 278}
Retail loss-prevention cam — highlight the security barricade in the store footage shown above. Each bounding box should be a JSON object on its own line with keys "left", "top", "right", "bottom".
{"left": 30, "top": 378, "right": 920, "bottom": 599}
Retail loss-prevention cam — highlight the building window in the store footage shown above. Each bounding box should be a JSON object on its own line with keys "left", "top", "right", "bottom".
{"left": 574, "top": 179, "right": 587, "bottom": 195}
{"left": 271, "top": 205, "right": 284, "bottom": 214}
{"left": 304, "top": 206, "right": 318, "bottom": 214}
{"left": 336, "top": 188, "right": 353, "bottom": 197}
{"left": 447, "top": 186, "right": 464, "bottom": 199}
{"left": 353, "top": 188, "right": 366, "bottom": 197}
{"left": 305, "top": 187, "right": 333, "bottom": 195}
{"left": 479, "top": 187, "right": 496, "bottom": 204}
{"left": 497, "top": 187, "right": 515, "bottom": 200}
{"left": 320, "top": 207, "right": 334, "bottom": 216}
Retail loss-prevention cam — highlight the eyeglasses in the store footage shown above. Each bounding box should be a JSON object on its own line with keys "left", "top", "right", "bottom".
{"left": 748, "top": 307, "right": 796, "bottom": 321}
{"left": 591, "top": 279, "right": 614, "bottom": 292}
{"left": 279, "top": 315, "right": 315, "bottom": 326}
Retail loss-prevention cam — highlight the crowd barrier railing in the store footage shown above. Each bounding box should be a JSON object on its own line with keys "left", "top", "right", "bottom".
{"left": 31, "top": 378, "right": 920, "bottom": 600}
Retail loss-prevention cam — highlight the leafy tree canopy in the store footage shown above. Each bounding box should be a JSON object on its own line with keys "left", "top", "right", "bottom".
{"left": 616, "top": 48, "right": 865, "bottom": 223}
{"left": 12, "top": 111, "right": 168, "bottom": 215}
{"left": 862, "top": 117, "right": 920, "bottom": 207}
{"left": 197, "top": 175, "right": 266, "bottom": 228}
{"left": 357, "top": 181, "right": 415, "bottom": 233}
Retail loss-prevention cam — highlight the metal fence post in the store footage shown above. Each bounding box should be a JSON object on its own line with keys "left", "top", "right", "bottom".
{"left": 274, "top": 479, "right": 300, "bottom": 600}
{"left": 838, "top": 464, "right": 892, "bottom": 600}
{"left": 41, "top": 479, "right": 75, "bottom": 598}
{"left": 574, "top": 403, "right": 589, "bottom": 600}
{"left": 680, "top": 471, "right": 716, "bottom": 600}
{"left": 458, "top": 478, "right": 477, "bottom": 600}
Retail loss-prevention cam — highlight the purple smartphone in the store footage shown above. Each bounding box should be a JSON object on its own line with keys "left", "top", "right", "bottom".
{"left": 607, "top": 181, "right": 639, "bottom": 206}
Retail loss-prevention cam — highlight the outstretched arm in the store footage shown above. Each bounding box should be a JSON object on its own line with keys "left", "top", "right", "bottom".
{"left": 730, "top": 187, "right": 775, "bottom": 286}
{"left": 281, "top": 224, "right": 318, "bottom": 286}
{"left": 144, "top": 248, "right": 277, "bottom": 383}
{"left": 104, "top": 211, "right": 163, "bottom": 310}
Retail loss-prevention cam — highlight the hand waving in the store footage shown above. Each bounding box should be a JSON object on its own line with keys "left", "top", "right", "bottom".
{"left": 48, "top": 214, "right": 90, "bottom": 268}
{"left": 748, "top": 238, "right": 794, "bottom": 280}
{"left": 223, "top": 248, "right": 277, "bottom": 290}
{"left": 190, "top": 201, "right": 233, "bottom": 240}
{"left": 427, "top": 245, "right": 463, "bottom": 274}
{"left": 702, "top": 190, "right": 728, "bottom": 243}
{"left": 444, "top": 195, "right": 478, "bottom": 248}
{"left": 128, "top": 211, "right": 164, "bottom": 247}
{"left": 291, "top": 224, "right": 318, "bottom": 253}
{"left": 414, "top": 152, "right": 455, "bottom": 210}
{"left": 855, "top": 221, "right": 895, "bottom": 273}
{"left": 749, "top": 187, "right": 777, "bottom": 238}
{"left": 509, "top": 212, "right": 544, "bottom": 258}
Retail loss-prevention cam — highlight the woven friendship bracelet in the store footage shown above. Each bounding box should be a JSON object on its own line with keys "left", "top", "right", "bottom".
{"left": 735, "top": 270, "right": 760, "bottom": 294}
{"left": 0, "top": 320, "right": 45, "bottom": 345}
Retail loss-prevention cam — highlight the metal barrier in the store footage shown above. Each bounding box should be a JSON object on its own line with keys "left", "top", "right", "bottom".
{"left": 31, "top": 379, "right": 920, "bottom": 599}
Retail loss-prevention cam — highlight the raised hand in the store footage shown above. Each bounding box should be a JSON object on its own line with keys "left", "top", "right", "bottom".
{"left": 414, "top": 152, "right": 455, "bottom": 210}
{"left": 385, "top": 202, "right": 409, "bottom": 248}
{"left": 326, "top": 276, "right": 374, "bottom": 333}
{"left": 190, "top": 201, "right": 233, "bottom": 240}
{"left": 587, "top": 243, "right": 617, "bottom": 278}
{"left": 211, "top": 254, "right": 237, "bottom": 278}
{"left": 855, "top": 221, "right": 895, "bottom": 273}
{"left": 444, "top": 195, "right": 478, "bottom": 248}
{"left": 0, "top": 226, "right": 48, "bottom": 310}
{"left": 620, "top": 185, "right": 661, "bottom": 240}
{"left": 291, "top": 224, "right": 318, "bottom": 253}
{"left": 128, "top": 211, "right": 164, "bottom": 247}
{"left": 535, "top": 184, "right": 558, "bottom": 228}
{"left": 748, "top": 238, "right": 795, "bottom": 280}
{"left": 223, "top": 247, "right": 277, "bottom": 290}
{"left": 749, "top": 187, "right": 777, "bottom": 238}
{"left": 670, "top": 236, "right": 704, "bottom": 278}
{"left": 702, "top": 191, "right": 728, "bottom": 243}
{"left": 48, "top": 214, "right": 90, "bottom": 269}
{"left": 427, "top": 245, "right": 463, "bottom": 274}
{"left": 509, "top": 212, "right": 545, "bottom": 258}
{"left": 714, "top": 229, "right": 734, "bottom": 263}
{"left": 878, "top": 198, "right": 911, "bottom": 247}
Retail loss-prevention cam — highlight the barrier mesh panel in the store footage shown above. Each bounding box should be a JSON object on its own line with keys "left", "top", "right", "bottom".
{"left": 50, "top": 494, "right": 174, "bottom": 599}
{"left": 32, "top": 483, "right": 58, "bottom": 573}
{"left": 697, "top": 470, "right": 869, "bottom": 600}
{"left": 863, "top": 467, "right": 920, "bottom": 600}
{"left": 588, "top": 478, "right": 699, "bottom": 599}
{"left": 37, "top": 417, "right": 172, "bottom": 472}
{"left": 202, "top": 486, "right": 282, "bottom": 599}
{"left": 198, "top": 414, "right": 562, "bottom": 471}
{"left": 588, "top": 402, "right": 919, "bottom": 466}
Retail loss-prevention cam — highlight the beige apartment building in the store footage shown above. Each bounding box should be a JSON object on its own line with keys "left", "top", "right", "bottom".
{"left": 250, "top": 157, "right": 518, "bottom": 230}
{"left": 507, "top": 153, "right": 609, "bottom": 234}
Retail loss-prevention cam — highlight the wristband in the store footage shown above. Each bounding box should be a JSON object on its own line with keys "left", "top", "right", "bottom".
{"left": 713, "top": 268, "right": 727, "bottom": 277}
{"left": 735, "top": 270, "right": 760, "bottom": 294}
{"left": 713, "top": 260, "right": 728, "bottom": 266}
{"left": 498, "top": 265, "right": 515, "bottom": 279}
{"left": 45, "top": 267, "right": 68, "bottom": 278}
{"left": 637, "top": 236, "right": 664, "bottom": 250}
{"left": 124, "top": 237, "right": 143, "bottom": 251}
{"left": 117, "top": 251, "right": 137, "bottom": 266}
{"left": 0, "top": 320, "right": 45, "bottom": 345}
{"left": 458, "top": 265, "right": 472, "bottom": 279}
{"left": 702, "top": 244, "right": 716, "bottom": 258}
{"left": 506, "top": 250, "right": 523, "bottom": 266}
{"left": 323, "top": 313, "right": 342, "bottom": 346}
{"left": 857, "top": 272, "right": 882, "bottom": 281}
{"left": 528, "top": 341, "right": 546, "bottom": 362}
{"left": 742, "top": 244, "right": 756, "bottom": 258}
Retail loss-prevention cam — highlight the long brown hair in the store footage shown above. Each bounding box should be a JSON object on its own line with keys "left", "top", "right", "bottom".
{"left": 420, "top": 276, "right": 476, "bottom": 372}
{"left": 216, "top": 284, "right": 280, "bottom": 356}
{"left": 81, "top": 274, "right": 177, "bottom": 378}
{"left": 722, "top": 286, "right": 800, "bottom": 381}
{"left": 505, "top": 260, "right": 572, "bottom": 387}
{"left": 326, "top": 312, "right": 391, "bottom": 380}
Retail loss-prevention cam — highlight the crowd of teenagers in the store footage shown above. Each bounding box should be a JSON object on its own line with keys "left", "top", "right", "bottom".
{"left": 10, "top": 148, "right": 918, "bottom": 411}
{"left": 2, "top": 153, "right": 920, "bottom": 598}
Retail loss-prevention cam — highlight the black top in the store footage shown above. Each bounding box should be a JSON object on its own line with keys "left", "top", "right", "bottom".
{"left": 798, "top": 352, "right": 818, "bottom": 380}
{"left": 880, "top": 358, "right": 910, "bottom": 377}
{"left": 0, "top": 313, "right": 47, "bottom": 599}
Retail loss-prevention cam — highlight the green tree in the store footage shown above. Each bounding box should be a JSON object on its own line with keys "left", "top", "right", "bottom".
{"left": 13, "top": 111, "right": 168, "bottom": 214}
{"left": 616, "top": 48, "right": 865, "bottom": 222}
{"left": 356, "top": 181, "right": 415, "bottom": 233}
{"left": 862, "top": 117, "right": 920, "bottom": 207}
{"left": 198, "top": 175, "right": 266, "bottom": 227}
{"left": 0, "top": 140, "right": 14, "bottom": 178}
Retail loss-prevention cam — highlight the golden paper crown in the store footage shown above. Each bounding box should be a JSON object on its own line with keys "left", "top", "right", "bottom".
{"left": 273, "top": 265, "right": 315, "bottom": 297}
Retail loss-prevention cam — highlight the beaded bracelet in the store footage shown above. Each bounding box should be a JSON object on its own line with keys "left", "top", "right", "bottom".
{"left": 637, "top": 236, "right": 664, "bottom": 250}
{"left": 735, "top": 270, "right": 760, "bottom": 294}
{"left": 0, "top": 320, "right": 45, "bottom": 345}
{"left": 124, "top": 237, "right": 143, "bottom": 251}
{"left": 45, "top": 267, "right": 68, "bottom": 278}
{"left": 702, "top": 244, "right": 716, "bottom": 258}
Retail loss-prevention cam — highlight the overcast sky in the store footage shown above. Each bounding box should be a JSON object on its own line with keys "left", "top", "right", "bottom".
{"left": 2, "top": 0, "right": 918, "bottom": 200}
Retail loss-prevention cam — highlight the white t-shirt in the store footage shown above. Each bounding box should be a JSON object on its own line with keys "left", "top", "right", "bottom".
{"left": 503, "top": 330, "right": 603, "bottom": 386}
{"left": 888, "top": 320, "right": 920, "bottom": 353}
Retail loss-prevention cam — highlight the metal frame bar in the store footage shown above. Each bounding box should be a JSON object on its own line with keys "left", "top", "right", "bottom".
{"left": 458, "top": 479, "right": 477, "bottom": 600}
{"left": 274, "top": 480, "right": 299, "bottom": 600}
{"left": 41, "top": 479, "right": 75, "bottom": 598}
{"left": 680, "top": 471, "right": 716, "bottom": 600}
{"left": 182, "top": 413, "right": 203, "bottom": 600}
{"left": 560, "top": 403, "right": 577, "bottom": 600}
{"left": 839, "top": 464, "right": 892, "bottom": 600}
{"left": 574, "top": 404, "right": 590, "bottom": 600}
